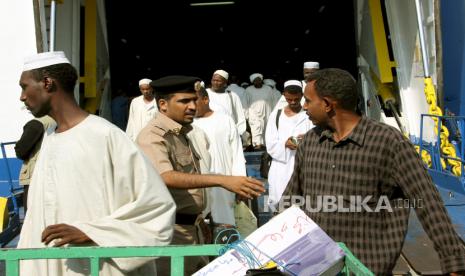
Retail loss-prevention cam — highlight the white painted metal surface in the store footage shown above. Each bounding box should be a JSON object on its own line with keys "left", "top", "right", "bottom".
{"left": 0, "top": 1, "right": 37, "bottom": 156}
{"left": 384, "top": 0, "right": 436, "bottom": 142}
{"left": 356, "top": 0, "right": 437, "bottom": 142}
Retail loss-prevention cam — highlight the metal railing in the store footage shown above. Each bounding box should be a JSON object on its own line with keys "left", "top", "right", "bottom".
{"left": 0, "top": 244, "right": 223, "bottom": 276}
{"left": 0, "top": 243, "right": 373, "bottom": 275}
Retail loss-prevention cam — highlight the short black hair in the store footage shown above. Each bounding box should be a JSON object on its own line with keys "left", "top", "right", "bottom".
{"left": 283, "top": 85, "right": 302, "bottom": 94}
{"left": 307, "top": 68, "right": 357, "bottom": 111}
{"left": 30, "top": 63, "right": 78, "bottom": 93}
{"left": 154, "top": 93, "right": 175, "bottom": 109}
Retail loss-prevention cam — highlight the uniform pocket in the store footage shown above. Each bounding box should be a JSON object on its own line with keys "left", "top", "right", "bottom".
{"left": 175, "top": 153, "right": 194, "bottom": 172}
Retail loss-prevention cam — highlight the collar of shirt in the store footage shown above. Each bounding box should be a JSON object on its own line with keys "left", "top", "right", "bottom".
{"left": 318, "top": 116, "right": 368, "bottom": 147}
{"left": 153, "top": 112, "right": 193, "bottom": 136}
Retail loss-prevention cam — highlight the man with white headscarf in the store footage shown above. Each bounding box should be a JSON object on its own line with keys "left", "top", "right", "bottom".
{"left": 125, "top": 78, "right": 158, "bottom": 141}
{"left": 18, "top": 51, "right": 175, "bottom": 276}
{"left": 207, "top": 69, "right": 247, "bottom": 135}
{"left": 272, "top": 61, "right": 320, "bottom": 112}
{"left": 245, "top": 73, "right": 276, "bottom": 150}
{"left": 263, "top": 78, "right": 282, "bottom": 107}
{"left": 265, "top": 80, "right": 313, "bottom": 209}
{"left": 302, "top": 61, "right": 320, "bottom": 86}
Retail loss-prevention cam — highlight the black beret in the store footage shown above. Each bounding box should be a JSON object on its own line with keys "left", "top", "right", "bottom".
{"left": 151, "top": 75, "right": 200, "bottom": 94}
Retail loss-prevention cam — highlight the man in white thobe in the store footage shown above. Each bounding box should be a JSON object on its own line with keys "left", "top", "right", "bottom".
{"left": 263, "top": 78, "right": 282, "bottom": 108}
{"left": 207, "top": 69, "right": 247, "bottom": 135}
{"left": 226, "top": 75, "right": 248, "bottom": 112}
{"left": 265, "top": 80, "right": 313, "bottom": 209}
{"left": 245, "top": 73, "right": 276, "bottom": 150}
{"left": 193, "top": 85, "right": 247, "bottom": 232}
{"left": 273, "top": 61, "right": 320, "bottom": 112}
{"left": 226, "top": 75, "right": 252, "bottom": 149}
{"left": 18, "top": 52, "right": 175, "bottom": 276}
{"left": 125, "top": 78, "right": 158, "bottom": 141}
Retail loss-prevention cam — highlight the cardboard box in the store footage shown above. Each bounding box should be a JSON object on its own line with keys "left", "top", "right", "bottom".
{"left": 194, "top": 206, "right": 345, "bottom": 276}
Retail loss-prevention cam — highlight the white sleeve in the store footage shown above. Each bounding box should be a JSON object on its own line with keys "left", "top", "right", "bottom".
{"left": 72, "top": 130, "right": 176, "bottom": 272}
{"left": 125, "top": 100, "right": 136, "bottom": 141}
{"left": 188, "top": 125, "right": 212, "bottom": 174}
{"left": 232, "top": 93, "right": 247, "bottom": 135}
{"left": 229, "top": 118, "right": 247, "bottom": 176}
{"left": 265, "top": 110, "right": 288, "bottom": 163}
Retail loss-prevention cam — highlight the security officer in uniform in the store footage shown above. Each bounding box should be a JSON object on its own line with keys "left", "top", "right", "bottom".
{"left": 137, "top": 75, "right": 264, "bottom": 275}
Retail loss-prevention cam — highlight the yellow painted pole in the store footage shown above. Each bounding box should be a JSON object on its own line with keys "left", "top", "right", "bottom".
{"left": 84, "top": 0, "right": 98, "bottom": 113}
{"left": 368, "top": 0, "right": 395, "bottom": 83}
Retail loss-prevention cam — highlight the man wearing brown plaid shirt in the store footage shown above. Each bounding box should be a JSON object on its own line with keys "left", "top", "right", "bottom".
{"left": 282, "top": 68, "right": 465, "bottom": 275}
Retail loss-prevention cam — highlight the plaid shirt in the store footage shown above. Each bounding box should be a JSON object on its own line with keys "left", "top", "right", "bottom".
{"left": 282, "top": 116, "right": 465, "bottom": 274}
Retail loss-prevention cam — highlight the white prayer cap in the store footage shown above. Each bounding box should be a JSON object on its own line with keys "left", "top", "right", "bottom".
{"left": 22, "top": 51, "right": 70, "bottom": 72}
{"left": 249, "top": 73, "right": 263, "bottom": 83}
{"left": 303, "top": 61, "right": 319, "bottom": 69}
{"left": 213, "top": 69, "right": 229, "bottom": 80}
{"left": 241, "top": 82, "right": 249, "bottom": 87}
{"left": 284, "top": 80, "right": 303, "bottom": 89}
{"left": 263, "top": 79, "right": 276, "bottom": 87}
{"left": 139, "top": 78, "right": 152, "bottom": 86}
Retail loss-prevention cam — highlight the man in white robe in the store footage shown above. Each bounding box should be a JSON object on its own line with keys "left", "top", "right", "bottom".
{"left": 273, "top": 61, "right": 320, "bottom": 112}
{"left": 245, "top": 73, "right": 276, "bottom": 149}
{"left": 207, "top": 69, "right": 247, "bottom": 135}
{"left": 226, "top": 75, "right": 252, "bottom": 148}
{"left": 263, "top": 78, "right": 282, "bottom": 108}
{"left": 226, "top": 75, "right": 248, "bottom": 112}
{"left": 17, "top": 51, "right": 176, "bottom": 276}
{"left": 265, "top": 80, "right": 314, "bottom": 209}
{"left": 193, "top": 85, "right": 247, "bottom": 229}
{"left": 125, "top": 78, "right": 158, "bottom": 141}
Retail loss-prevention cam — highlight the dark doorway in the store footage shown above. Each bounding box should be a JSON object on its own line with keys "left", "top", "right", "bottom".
{"left": 105, "top": 0, "right": 357, "bottom": 96}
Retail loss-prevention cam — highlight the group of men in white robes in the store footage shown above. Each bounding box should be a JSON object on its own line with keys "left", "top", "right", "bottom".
{"left": 16, "top": 50, "right": 319, "bottom": 275}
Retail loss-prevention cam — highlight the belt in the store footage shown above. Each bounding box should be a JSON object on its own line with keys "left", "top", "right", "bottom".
{"left": 175, "top": 213, "right": 199, "bottom": 225}
{"left": 212, "top": 223, "right": 235, "bottom": 229}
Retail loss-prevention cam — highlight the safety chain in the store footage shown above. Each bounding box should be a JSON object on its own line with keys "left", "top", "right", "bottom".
{"left": 422, "top": 77, "right": 462, "bottom": 175}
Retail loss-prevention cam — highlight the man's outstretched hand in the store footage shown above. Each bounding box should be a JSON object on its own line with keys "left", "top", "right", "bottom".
{"left": 222, "top": 176, "right": 265, "bottom": 199}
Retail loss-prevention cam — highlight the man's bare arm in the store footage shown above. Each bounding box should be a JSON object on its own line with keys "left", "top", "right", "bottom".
{"left": 161, "top": 171, "right": 265, "bottom": 199}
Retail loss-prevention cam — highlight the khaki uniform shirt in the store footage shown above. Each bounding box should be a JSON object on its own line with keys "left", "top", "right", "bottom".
{"left": 137, "top": 112, "right": 205, "bottom": 215}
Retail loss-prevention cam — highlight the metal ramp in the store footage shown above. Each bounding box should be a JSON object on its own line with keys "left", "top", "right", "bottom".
{"left": 402, "top": 114, "right": 465, "bottom": 274}
{"left": 400, "top": 170, "right": 465, "bottom": 275}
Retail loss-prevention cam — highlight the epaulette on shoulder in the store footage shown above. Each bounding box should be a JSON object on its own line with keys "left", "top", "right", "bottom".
{"left": 152, "top": 126, "right": 168, "bottom": 137}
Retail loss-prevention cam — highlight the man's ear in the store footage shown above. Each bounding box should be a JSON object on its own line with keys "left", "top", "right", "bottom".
{"left": 322, "top": 97, "right": 336, "bottom": 112}
{"left": 159, "top": 99, "right": 168, "bottom": 112}
{"left": 43, "top": 77, "right": 56, "bottom": 92}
